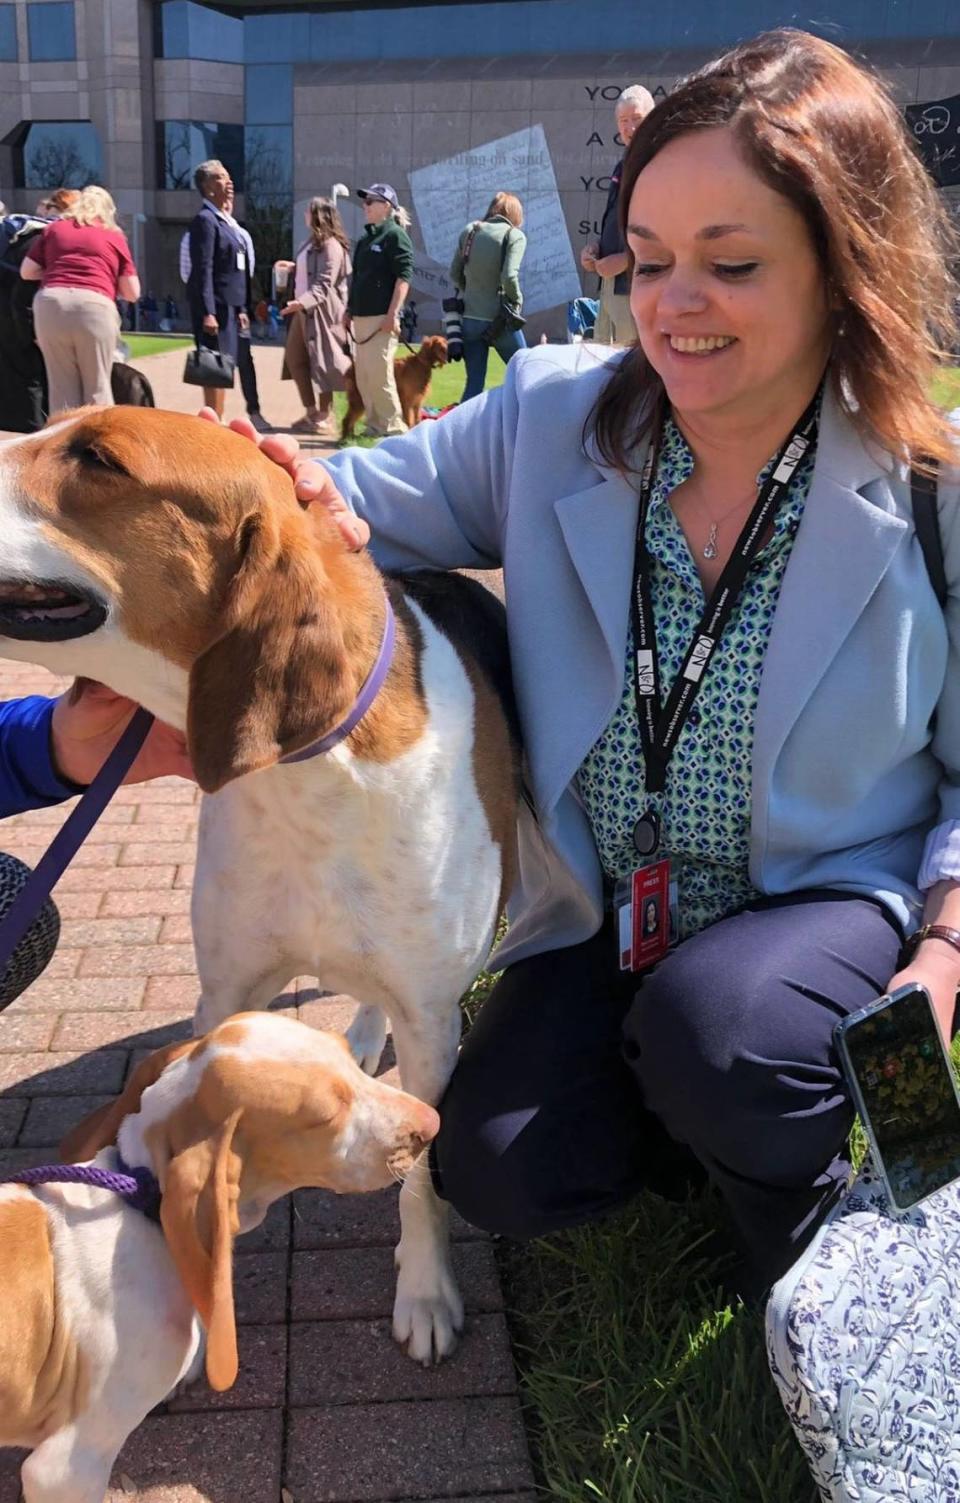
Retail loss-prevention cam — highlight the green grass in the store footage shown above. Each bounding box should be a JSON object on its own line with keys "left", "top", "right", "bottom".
{"left": 933, "top": 363, "right": 960, "bottom": 412}
{"left": 122, "top": 333, "right": 193, "bottom": 359}
{"left": 500, "top": 1204, "right": 817, "bottom": 1503}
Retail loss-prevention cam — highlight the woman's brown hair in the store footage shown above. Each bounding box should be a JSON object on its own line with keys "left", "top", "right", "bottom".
{"left": 485, "top": 192, "right": 523, "bottom": 228}
{"left": 306, "top": 196, "right": 351, "bottom": 254}
{"left": 590, "top": 29, "right": 959, "bottom": 472}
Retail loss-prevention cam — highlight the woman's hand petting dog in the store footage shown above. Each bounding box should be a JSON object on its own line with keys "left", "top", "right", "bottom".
{"left": 198, "top": 408, "right": 370, "bottom": 551}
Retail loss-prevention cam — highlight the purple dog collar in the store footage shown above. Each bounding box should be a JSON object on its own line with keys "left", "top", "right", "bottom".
{"left": 281, "top": 594, "right": 396, "bottom": 764}
{"left": 1, "top": 1154, "right": 162, "bottom": 1223}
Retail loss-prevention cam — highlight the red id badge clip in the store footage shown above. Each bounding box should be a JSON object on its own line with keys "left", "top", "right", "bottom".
{"left": 629, "top": 859, "right": 671, "bottom": 972}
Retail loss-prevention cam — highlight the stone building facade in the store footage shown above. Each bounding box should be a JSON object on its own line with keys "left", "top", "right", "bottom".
{"left": 1, "top": 0, "right": 958, "bottom": 336}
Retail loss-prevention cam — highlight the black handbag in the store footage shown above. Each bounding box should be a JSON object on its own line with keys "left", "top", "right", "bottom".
{"left": 482, "top": 228, "right": 525, "bottom": 346}
{"left": 182, "top": 338, "right": 235, "bottom": 389}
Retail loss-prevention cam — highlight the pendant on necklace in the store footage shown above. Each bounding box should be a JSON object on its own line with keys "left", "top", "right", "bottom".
{"left": 702, "top": 523, "right": 719, "bottom": 561}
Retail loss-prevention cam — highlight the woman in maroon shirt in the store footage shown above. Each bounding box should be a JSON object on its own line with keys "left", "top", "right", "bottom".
{"left": 21, "top": 185, "right": 140, "bottom": 413}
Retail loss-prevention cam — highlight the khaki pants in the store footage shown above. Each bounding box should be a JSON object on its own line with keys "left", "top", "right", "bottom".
{"left": 33, "top": 286, "right": 120, "bottom": 412}
{"left": 593, "top": 279, "right": 635, "bottom": 345}
{"left": 351, "top": 315, "right": 406, "bottom": 436}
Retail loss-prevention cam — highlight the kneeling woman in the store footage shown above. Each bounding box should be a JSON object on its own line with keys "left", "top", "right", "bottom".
{"left": 293, "top": 31, "right": 960, "bottom": 1292}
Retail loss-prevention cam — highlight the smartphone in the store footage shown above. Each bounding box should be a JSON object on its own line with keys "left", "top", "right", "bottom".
{"left": 835, "top": 983, "right": 960, "bottom": 1212}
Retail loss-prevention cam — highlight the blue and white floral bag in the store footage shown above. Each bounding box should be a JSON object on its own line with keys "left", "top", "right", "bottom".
{"left": 765, "top": 1159, "right": 960, "bottom": 1500}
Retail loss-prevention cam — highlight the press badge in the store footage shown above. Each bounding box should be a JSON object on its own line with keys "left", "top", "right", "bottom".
{"left": 615, "top": 859, "right": 673, "bottom": 973}
{"left": 237, "top": 250, "right": 246, "bottom": 271}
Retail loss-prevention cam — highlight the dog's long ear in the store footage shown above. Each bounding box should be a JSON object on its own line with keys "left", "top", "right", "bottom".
{"left": 160, "top": 1108, "right": 243, "bottom": 1391}
{"left": 60, "top": 1038, "right": 198, "bottom": 1162}
{"left": 187, "top": 495, "right": 354, "bottom": 793}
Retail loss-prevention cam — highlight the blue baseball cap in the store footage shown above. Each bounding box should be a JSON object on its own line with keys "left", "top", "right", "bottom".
{"left": 357, "top": 183, "right": 399, "bottom": 211}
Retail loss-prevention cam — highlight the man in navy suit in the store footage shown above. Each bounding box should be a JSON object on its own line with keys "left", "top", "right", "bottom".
{"left": 186, "top": 159, "right": 246, "bottom": 417}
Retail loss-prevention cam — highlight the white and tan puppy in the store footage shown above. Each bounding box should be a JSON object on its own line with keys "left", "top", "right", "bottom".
{"left": 0, "top": 1011, "right": 439, "bottom": 1503}
{"left": 0, "top": 409, "right": 519, "bottom": 1367}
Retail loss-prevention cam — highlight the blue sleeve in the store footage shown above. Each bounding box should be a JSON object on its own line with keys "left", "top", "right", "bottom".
{"left": 0, "top": 697, "right": 80, "bottom": 818}
{"left": 321, "top": 365, "right": 516, "bottom": 573}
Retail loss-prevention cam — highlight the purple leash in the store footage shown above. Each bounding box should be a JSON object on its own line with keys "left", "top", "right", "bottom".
{"left": 0, "top": 598, "right": 395, "bottom": 970}
{"left": 0, "top": 705, "right": 155, "bottom": 978}
{"left": 0, "top": 707, "right": 158, "bottom": 1216}
{"left": 2, "top": 1156, "right": 162, "bottom": 1222}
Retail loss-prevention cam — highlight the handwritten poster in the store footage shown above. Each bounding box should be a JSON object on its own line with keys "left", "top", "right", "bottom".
{"left": 409, "top": 124, "right": 581, "bottom": 315}
{"left": 906, "top": 94, "right": 960, "bottom": 188}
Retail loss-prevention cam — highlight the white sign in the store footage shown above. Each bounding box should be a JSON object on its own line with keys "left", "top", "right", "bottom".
{"left": 410, "top": 254, "right": 454, "bottom": 302}
{"left": 409, "top": 124, "right": 581, "bottom": 315}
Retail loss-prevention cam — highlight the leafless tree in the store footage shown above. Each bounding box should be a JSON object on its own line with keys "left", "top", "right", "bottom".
{"left": 242, "top": 129, "right": 292, "bottom": 302}
{"left": 27, "top": 133, "right": 98, "bottom": 190}
{"left": 163, "top": 122, "right": 193, "bottom": 191}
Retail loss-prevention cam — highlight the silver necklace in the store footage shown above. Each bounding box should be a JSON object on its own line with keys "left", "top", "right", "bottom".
{"left": 697, "top": 493, "right": 756, "bottom": 561}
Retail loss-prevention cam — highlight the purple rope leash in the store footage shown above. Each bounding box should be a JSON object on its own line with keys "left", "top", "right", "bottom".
{"left": 0, "top": 705, "right": 155, "bottom": 978}
{"left": 2, "top": 1159, "right": 162, "bottom": 1223}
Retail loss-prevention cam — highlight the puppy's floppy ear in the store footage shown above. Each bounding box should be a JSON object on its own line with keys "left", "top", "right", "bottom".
{"left": 159, "top": 1107, "right": 243, "bottom": 1391}
{"left": 60, "top": 1038, "right": 198, "bottom": 1163}
{"left": 187, "top": 489, "right": 355, "bottom": 793}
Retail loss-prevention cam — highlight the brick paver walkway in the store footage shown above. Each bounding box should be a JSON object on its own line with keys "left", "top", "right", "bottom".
{"left": 0, "top": 653, "right": 534, "bottom": 1499}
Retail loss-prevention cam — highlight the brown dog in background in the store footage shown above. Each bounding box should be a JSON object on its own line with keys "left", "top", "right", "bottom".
{"left": 342, "top": 333, "right": 448, "bottom": 438}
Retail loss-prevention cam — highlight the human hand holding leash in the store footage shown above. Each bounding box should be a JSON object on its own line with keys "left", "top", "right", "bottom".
{"left": 51, "top": 679, "right": 193, "bottom": 787}
{"left": 198, "top": 408, "right": 371, "bottom": 550}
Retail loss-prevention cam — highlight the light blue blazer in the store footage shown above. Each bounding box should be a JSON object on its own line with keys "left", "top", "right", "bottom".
{"left": 323, "top": 345, "right": 960, "bottom": 968}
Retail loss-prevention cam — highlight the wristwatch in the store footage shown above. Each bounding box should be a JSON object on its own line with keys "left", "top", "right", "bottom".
{"left": 898, "top": 923, "right": 960, "bottom": 967}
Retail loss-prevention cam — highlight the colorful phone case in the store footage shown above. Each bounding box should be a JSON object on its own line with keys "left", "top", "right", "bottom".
{"left": 834, "top": 983, "right": 960, "bottom": 1214}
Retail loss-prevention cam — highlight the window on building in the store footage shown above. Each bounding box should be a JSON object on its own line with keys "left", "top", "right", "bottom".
{"left": 14, "top": 120, "right": 102, "bottom": 189}
{"left": 27, "top": 1, "right": 76, "bottom": 62}
{"left": 244, "top": 125, "right": 292, "bottom": 202}
{"left": 158, "top": 1, "right": 241, "bottom": 63}
{"left": 242, "top": 11, "right": 308, "bottom": 65}
{"left": 159, "top": 120, "right": 244, "bottom": 192}
{"left": 0, "top": 5, "right": 17, "bottom": 61}
{"left": 243, "top": 125, "right": 292, "bottom": 301}
{"left": 245, "top": 64, "right": 293, "bottom": 126}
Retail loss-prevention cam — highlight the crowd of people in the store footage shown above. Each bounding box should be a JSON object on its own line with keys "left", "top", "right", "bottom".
{"left": 0, "top": 85, "right": 655, "bottom": 441}
{"left": 0, "top": 185, "right": 139, "bottom": 429}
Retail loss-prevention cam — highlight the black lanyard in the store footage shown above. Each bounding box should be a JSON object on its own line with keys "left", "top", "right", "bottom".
{"left": 630, "top": 395, "right": 819, "bottom": 796}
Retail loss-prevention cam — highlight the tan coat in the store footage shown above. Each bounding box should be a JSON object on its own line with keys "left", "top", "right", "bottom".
{"left": 281, "top": 236, "right": 353, "bottom": 391}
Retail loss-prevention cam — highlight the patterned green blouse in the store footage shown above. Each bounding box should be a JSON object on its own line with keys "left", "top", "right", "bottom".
{"left": 577, "top": 414, "right": 816, "bottom": 940}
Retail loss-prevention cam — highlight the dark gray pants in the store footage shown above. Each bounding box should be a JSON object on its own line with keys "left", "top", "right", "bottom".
{"left": 237, "top": 329, "right": 261, "bottom": 414}
{"left": 432, "top": 891, "right": 904, "bottom": 1282}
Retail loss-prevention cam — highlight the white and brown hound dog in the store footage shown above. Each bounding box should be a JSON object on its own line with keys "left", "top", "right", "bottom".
{"left": 0, "top": 1010, "right": 438, "bottom": 1503}
{"left": 0, "top": 408, "right": 519, "bottom": 1369}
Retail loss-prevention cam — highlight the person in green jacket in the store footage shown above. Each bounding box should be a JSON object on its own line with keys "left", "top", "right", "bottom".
{"left": 449, "top": 192, "right": 527, "bottom": 402}
{"left": 347, "top": 183, "right": 414, "bottom": 436}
